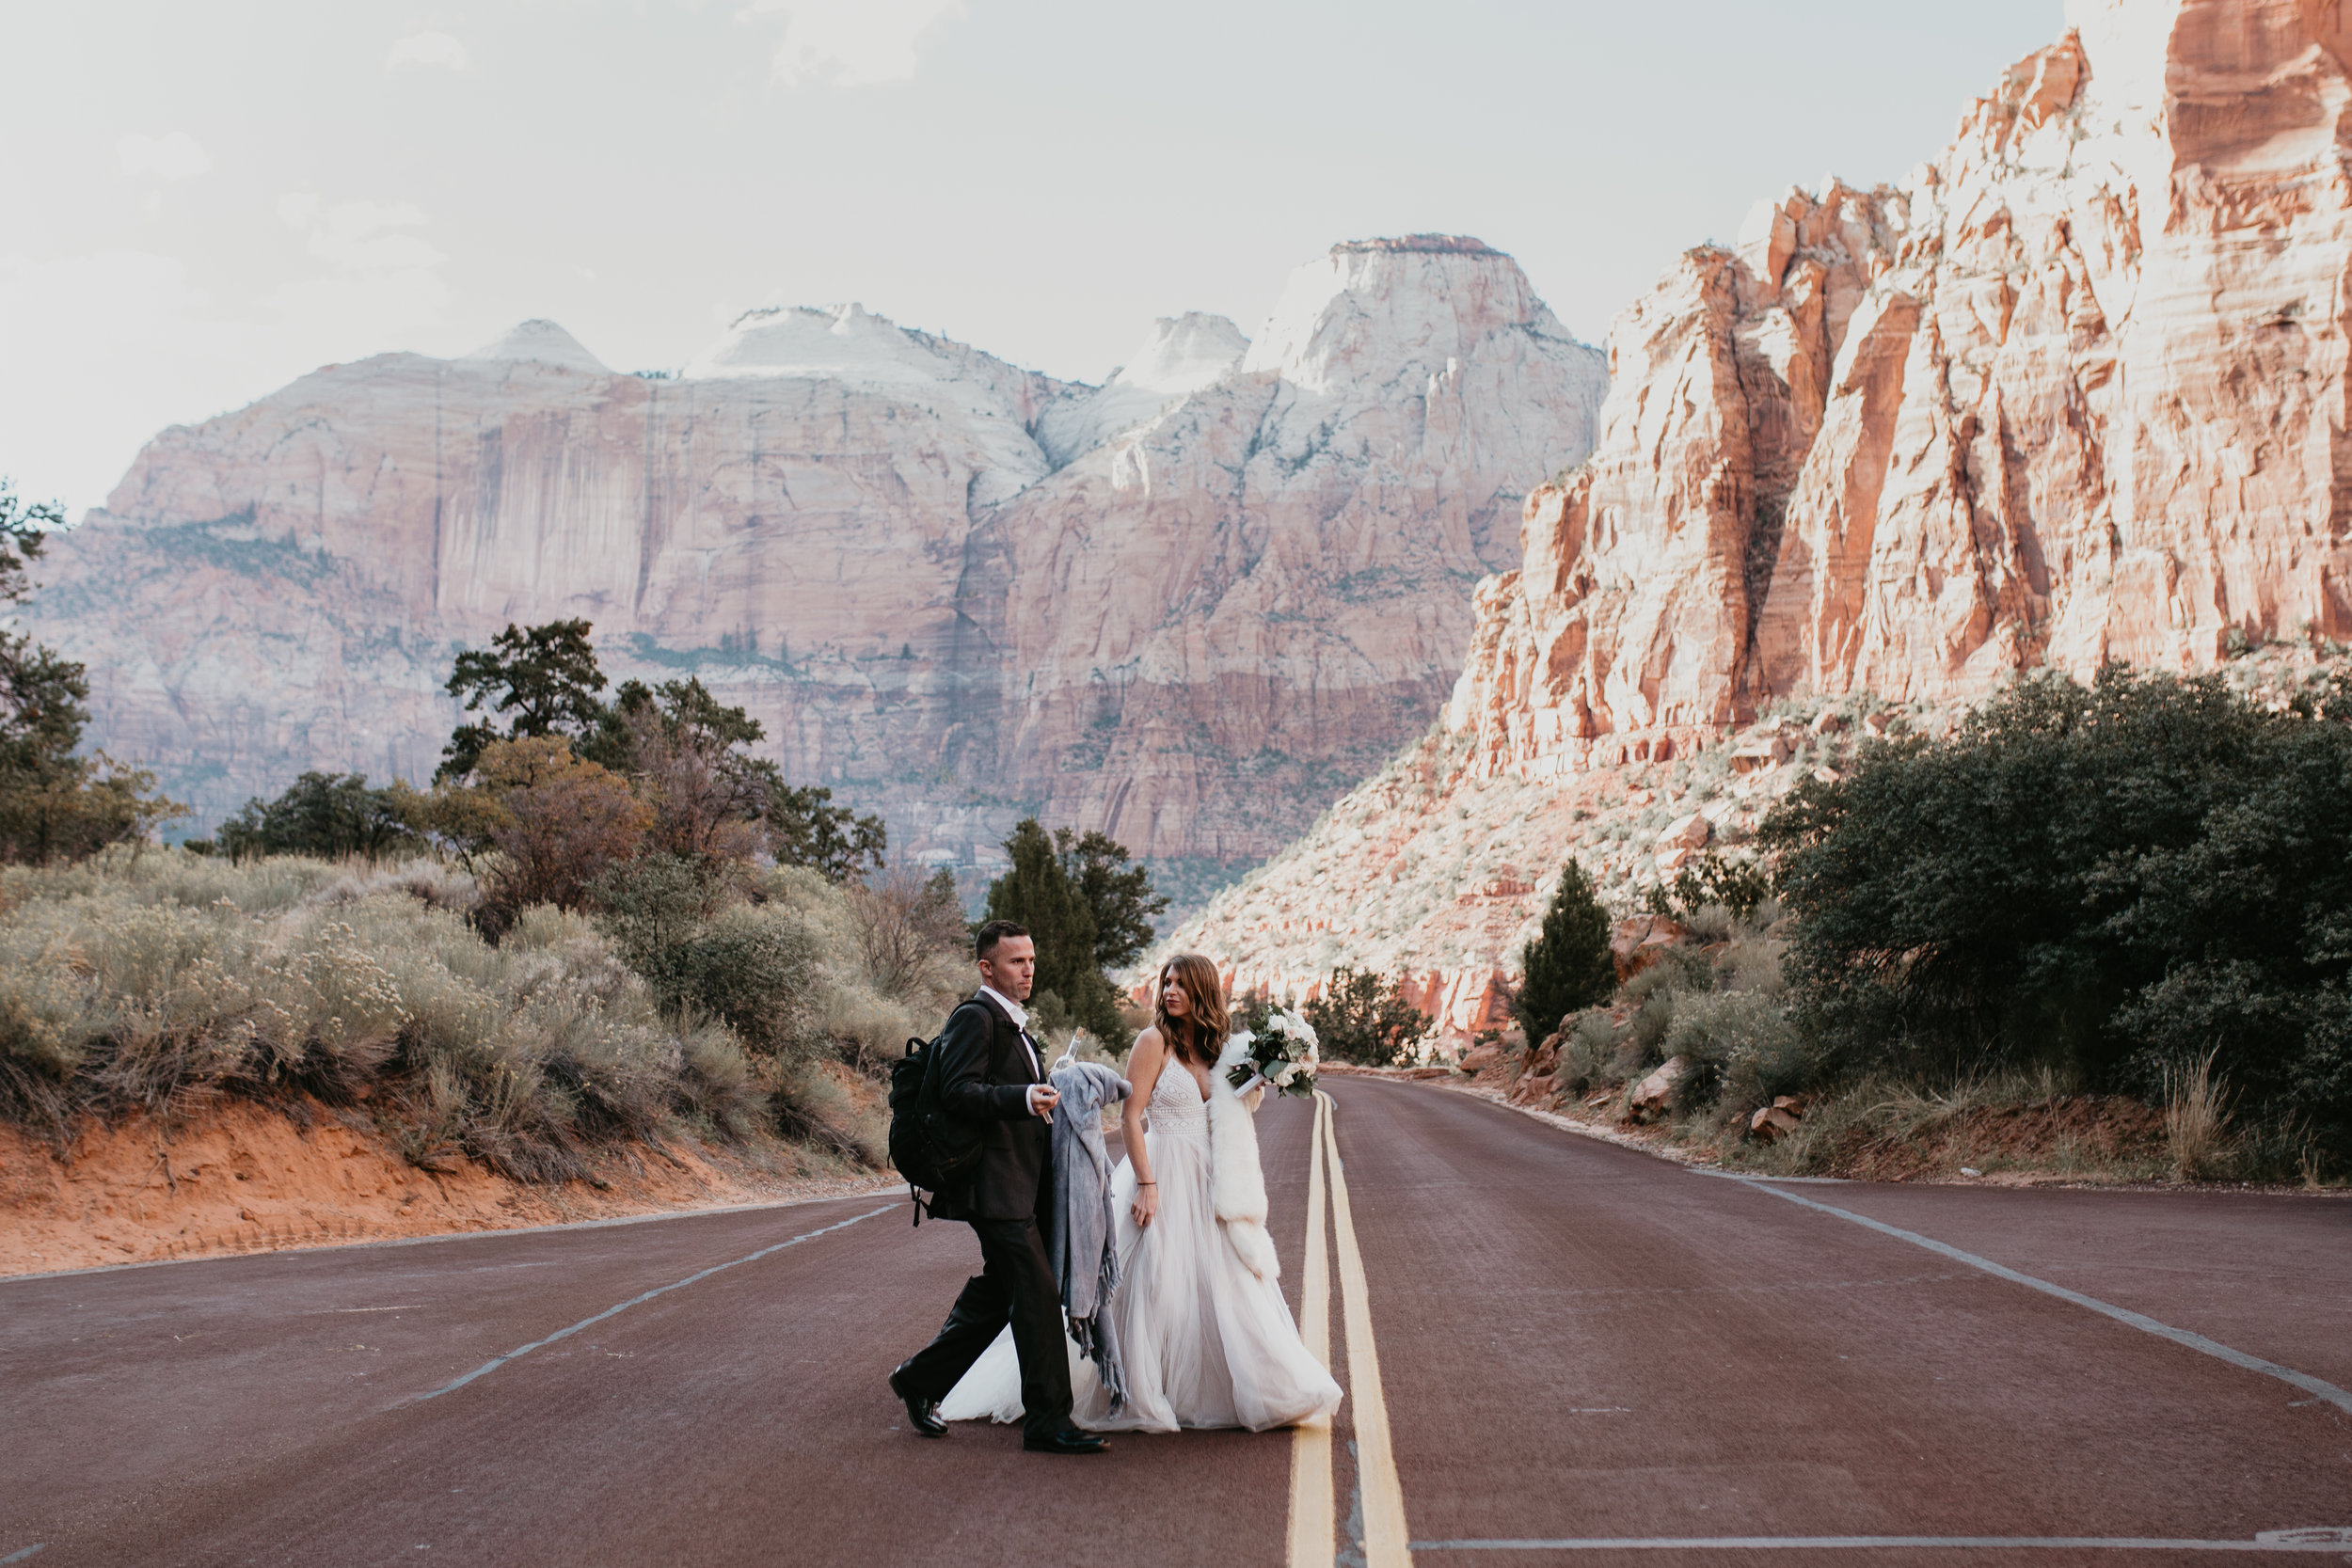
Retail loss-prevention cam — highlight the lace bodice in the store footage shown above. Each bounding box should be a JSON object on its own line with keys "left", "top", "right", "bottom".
{"left": 1145, "top": 1060, "right": 1210, "bottom": 1135}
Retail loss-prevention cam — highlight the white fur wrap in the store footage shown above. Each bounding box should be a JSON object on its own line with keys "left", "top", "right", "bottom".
{"left": 1207, "top": 1033, "right": 1279, "bottom": 1280}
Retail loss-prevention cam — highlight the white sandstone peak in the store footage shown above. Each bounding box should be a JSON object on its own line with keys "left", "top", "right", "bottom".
{"left": 1036, "top": 312, "right": 1249, "bottom": 467}
{"left": 463, "top": 320, "right": 611, "bottom": 374}
{"left": 685, "top": 301, "right": 958, "bottom": 388}
{"left": 680, "top": 302, "right": 1053, "bottom": 505}
{"left": 1116, "top": 312, "right": 1249, "bottom": 396}
{"left": 1241, "top": 235, "right": 1567, "bottom": 396}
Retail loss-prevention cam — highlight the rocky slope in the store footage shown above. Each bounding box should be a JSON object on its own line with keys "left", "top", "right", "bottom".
{"left": 1165, "top": 0, "right": 2352, "bottom": 1036}
{"left": 20, "top": 241, "right": 1605, "bottom": 896}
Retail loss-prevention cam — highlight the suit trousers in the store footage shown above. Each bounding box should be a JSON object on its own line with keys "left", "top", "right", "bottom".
{"left": 901, "top": 1215, "right": 1072, "bottom": 1440}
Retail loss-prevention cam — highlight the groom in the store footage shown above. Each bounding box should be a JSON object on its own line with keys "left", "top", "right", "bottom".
{"left": 889, "top": 920, "right": 1108, "bottom": 1455}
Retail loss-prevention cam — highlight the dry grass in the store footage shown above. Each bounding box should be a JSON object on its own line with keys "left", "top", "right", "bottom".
{"left": 2162, "top": 1050, "right": 2233, "bottom": 1180}
{"left": 0, "top": 845, "right": 954, "bottom": 1184}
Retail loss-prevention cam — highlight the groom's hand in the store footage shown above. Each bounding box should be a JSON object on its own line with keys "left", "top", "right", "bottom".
{"left": 1026, "top": 1085, "right": 1060, "bottom": 1117}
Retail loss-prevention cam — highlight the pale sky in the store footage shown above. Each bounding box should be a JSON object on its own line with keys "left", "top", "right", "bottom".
{"left": 2, "top": 0, "right": 2064, "bottom": 516}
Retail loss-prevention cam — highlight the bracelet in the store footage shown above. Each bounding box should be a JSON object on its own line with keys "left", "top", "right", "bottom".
{"left": 1136, "top": 1180, "right": 1156, "bottom": 1186}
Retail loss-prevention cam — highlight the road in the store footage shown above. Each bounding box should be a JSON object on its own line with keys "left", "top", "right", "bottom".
{"left": 3, "top": 1077, "right": 2348, "bottom": 1566}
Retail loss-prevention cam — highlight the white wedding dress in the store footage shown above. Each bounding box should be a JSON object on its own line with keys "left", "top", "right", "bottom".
{"left": 936, "top": 1057, "right": 1343, "bottom": 1433}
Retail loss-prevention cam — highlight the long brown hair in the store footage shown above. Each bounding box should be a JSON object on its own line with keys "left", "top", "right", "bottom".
{"left": 1153, "top": 953, "right": 1232, "bottom": 1068}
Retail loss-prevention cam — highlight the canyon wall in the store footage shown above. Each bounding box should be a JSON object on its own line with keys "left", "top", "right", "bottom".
{"left": 1168, "top": 0, "right": 2352, "bottom": 1035}
{"left": 23, "top": 241, "right": 1606, "bottom": 892}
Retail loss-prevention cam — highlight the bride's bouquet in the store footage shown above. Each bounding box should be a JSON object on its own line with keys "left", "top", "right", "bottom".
{"left": 1227, "top": 1007, "right": 1319, "bottom": 1099}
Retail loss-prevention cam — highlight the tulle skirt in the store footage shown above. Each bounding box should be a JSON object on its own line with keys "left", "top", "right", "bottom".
{"left": 936, "top": 1125, "right": 1342, "bottom": 1433}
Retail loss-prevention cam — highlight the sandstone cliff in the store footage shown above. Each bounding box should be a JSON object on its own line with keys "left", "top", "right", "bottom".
{"left": 24, "top": 242, "right": 1605, "bottom": 893}
{"left": 1164, "top": 0, "right": 2352, "bottom": 1035}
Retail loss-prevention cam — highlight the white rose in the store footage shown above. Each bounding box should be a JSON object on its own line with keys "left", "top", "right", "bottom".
{"left": 1273, "top": 1064, "right": 1297, "bottom": 1086}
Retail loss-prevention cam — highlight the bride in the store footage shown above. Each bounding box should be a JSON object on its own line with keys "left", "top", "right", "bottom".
{"left": 938, "top": 953, "right": 1342, "bottom": 1433}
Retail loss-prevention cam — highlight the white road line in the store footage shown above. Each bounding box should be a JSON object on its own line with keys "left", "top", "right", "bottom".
{"left": 1287, "top": 1092, "right": 1336, "bottom": 1568}
{"left": 0, "top": 1545, "right": 46, "bottom": 1563}
{"left": 1728, "top": 1177, "right": 2352, "bottom": 1414}
{"left": 1323, "top": 1091, "right": 1415, "bottom": 1568}
{"left": 405, "top": 1205, "right": 894, "bottom": 1403}
{"left": 1409, "top": 1532, "right": 2352, "bottom": 1553}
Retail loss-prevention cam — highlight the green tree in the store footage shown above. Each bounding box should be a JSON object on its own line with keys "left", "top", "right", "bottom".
{"left": 982, "top": 818, "right": 1135, "bottom": 1046}
{"left": 767, "top": 783, "right": 888, "bottom": 881}
{"left": 1513, "top": 860, "right": 1616, "bottom": 1041}
{"left": 438, "top": 619, "right": 610, "bottom": 781}
{"left": 1761, "top": 664, "right": 2352, "bottom": 1167}
{"left": 1063, "top": 828, "right": 1168, "bottom": 969}
{"left": 218, "top": 771, "right": 422, "bottom": 862}
{"left": 1303, "top": 968, "right": 1431, "bottom": 1067}
{"left": 0, "top": 480, "right": 183, "bottom": 863}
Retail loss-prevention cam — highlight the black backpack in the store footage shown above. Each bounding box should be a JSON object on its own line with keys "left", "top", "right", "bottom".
{"left": 886, "top": 1003, "right": 985, "bottom": 1224}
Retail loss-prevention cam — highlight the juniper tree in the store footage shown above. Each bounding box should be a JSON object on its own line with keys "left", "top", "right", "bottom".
{"left": 1511, "top": 859, "right": 1615, "bottom": 1043}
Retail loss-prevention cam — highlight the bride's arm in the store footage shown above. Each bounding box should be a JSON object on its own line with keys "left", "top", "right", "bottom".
{"left": 1123, "top": 1028, "right": 1165, "bottom": 1228}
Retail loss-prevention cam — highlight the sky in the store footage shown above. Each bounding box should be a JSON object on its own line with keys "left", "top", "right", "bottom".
{"left": 2, "top": 0, "right": 2065, "bottom": 517}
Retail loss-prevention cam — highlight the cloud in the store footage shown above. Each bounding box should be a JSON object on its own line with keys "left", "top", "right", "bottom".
{"left": 387, "top": 31, "right": 469, "bottom": 71}
{"left": 278, "top": 195, "right": 448, "bottom": 271}
{"left": 742, "top": 0, "right": 965, "bottom": 87}
{"left": 117, "top": 131, "right": 213, "bottom": 182}
{"left": 0, "top": 193, "right": 454, "bottom": 513}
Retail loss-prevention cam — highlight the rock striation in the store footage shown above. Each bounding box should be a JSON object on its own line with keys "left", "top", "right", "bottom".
{"left": 23, "top": 241, "right": 1605, "bottom": 887}
{"left": 1165, "top": 0, "right": 2352, "bottom": 1036}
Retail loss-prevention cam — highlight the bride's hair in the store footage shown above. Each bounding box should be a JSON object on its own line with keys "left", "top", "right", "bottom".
{"left": 1153, "top": 953, "right": 1231, "bottom": 1068}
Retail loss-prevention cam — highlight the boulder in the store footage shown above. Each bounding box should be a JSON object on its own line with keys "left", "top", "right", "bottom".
{"left": 1609, "top": 915, "right": 1684, "bottom": 981}
{"left": 1749, "top": 1104, "right": 1804, "bottom": 1141}
{"left": 1626, "top": 1056, "right": 1688, "bottom": 1120}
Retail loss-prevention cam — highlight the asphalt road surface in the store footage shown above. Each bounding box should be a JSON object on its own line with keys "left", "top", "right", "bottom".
{"left": 4, "top": 1078, "right": 2349, "bottom": 1567}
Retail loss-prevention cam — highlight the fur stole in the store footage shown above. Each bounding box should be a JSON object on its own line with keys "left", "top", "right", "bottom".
{"left": 1207, "top": 1033, "right": 1279, "bottom": 1280}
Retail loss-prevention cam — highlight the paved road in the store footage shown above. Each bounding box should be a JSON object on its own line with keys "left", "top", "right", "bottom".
{"left": 3, "top": 1078, "right": 2347, "bottom": 1566}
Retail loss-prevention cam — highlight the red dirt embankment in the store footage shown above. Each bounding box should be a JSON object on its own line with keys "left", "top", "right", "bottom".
{"left": 0, "top": 1101, "right": 896, "bottom": 1276}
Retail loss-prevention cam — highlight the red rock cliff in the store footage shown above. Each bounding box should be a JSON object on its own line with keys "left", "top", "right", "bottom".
{"left": 1449, "top": 0, "right": 2352, "bottom": 783}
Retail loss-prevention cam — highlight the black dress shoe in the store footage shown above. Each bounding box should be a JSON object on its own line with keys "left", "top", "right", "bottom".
{"left": 889, "top": 1362, "right": 948, "bottom": 1438}
{"left": 1024, "top": 1426, "right": 1108, "bottom": 1455}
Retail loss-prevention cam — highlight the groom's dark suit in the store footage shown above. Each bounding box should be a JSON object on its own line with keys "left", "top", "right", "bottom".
{"left": 897, "top": 990, "right": 1073, "bottom": 1439}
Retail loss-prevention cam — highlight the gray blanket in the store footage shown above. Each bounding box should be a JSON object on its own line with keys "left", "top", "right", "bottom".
{"left": 1047, "top": 1056, "right": 1131, "bottom": 1410}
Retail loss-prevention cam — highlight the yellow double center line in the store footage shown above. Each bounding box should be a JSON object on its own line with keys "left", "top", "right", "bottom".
{"left": 1289, "top": 1089, "right": 1413, "bottom": 1568}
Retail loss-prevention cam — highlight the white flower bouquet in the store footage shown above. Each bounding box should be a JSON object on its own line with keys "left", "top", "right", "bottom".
{"left": 1226, "top": 1008, "right": 1320, "bottom": 1099}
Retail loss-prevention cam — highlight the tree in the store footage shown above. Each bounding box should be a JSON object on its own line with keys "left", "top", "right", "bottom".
{"left": 438, "top": 620, "right": 610, "bottom": 781}
{"left": 767, "top": 784, "right": 886, "bottom": 880}
{"left": 472, "top": 736, "right": 653, "bottom": 914}
{"left": 0, "top": 479, "right": 183, "bottom": 863}
{"left": 1303, "top": 968, "right": 1431, "bottom": 1067}
{"left": 217, "top": 772, "right": 421, "bottom": 862}
{"left": 1062, "top": 829, "right": 1168, "bottom": 970}
{"left": 1513, "top": 860, "right": 1616, "bottom": 1041}
{"left": 983, "top": 818, "right": 1128, "bottom": 1046}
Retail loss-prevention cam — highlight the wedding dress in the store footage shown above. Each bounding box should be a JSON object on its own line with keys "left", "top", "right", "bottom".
{"left": 936, "top": 1050, "right": 1343, "bottom": 1433}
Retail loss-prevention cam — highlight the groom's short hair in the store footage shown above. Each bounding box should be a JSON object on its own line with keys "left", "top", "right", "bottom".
{"left": 974, "top": 919, "right": 1028, "bottom": 960}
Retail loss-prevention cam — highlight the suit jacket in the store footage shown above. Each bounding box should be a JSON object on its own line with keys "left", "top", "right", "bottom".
{"left": 927, "top": 991, "right": 1053, "bottom": 1223}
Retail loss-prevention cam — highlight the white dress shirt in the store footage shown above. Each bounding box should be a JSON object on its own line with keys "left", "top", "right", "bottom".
{"left": 977, "top": 985, "right": 1042, "bottom": 1079}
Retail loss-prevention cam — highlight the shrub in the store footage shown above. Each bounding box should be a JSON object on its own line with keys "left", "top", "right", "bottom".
{"left": 1303, "top": 967, "right": 1431, "bottom": 1067}
{"left": 847, "top": 864, "right": 968, "bottom": 1001}
{"left": 595, "top": 853, "right": 819, "bottom": 1061}
{"left": 218, "top": 771, "right": 422, "bottom": 862}
{"left": 474, "top": 737, "right": 652, "bottom": 915}
{"left": 1511, "top": 860, "right": 1614, "bottom": 1041}
{"left": 1761, "top": 664, "right": 2352, "bottom": 1165}
{"left": 0, "top": 848, "right": 768, "bottom": 1178}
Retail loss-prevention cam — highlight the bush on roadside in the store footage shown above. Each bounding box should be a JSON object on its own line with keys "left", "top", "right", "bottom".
{"left": 1759, "top": 664, "right": 2352, "bottom": 1169}
{"left": 1303, "top": 967, "right": 1432, "bottom": 1067}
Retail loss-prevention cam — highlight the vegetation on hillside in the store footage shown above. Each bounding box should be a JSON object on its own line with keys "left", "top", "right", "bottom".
{"left": 0, "top": 617, "right": 971, "bottom": 1181}
{"left": 1503, "top": 664, "right": 2352, "bottom": 1183}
